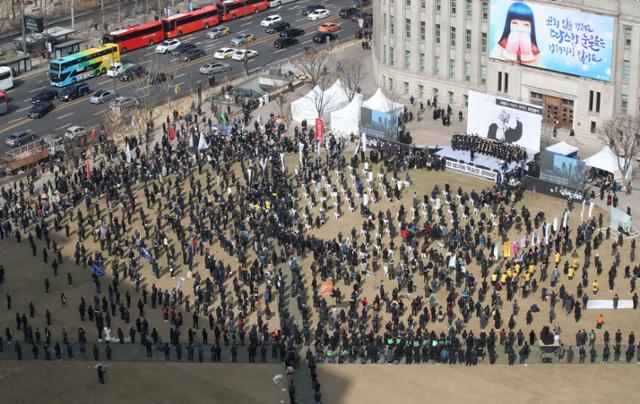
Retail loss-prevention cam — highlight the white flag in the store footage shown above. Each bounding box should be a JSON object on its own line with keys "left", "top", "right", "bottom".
{"left": 580, "top": 200, "right": 586, "bottom": 221}
{"left": 280, "top": 152, "right": 285, "bottom": 172}
{"left": 125, "top": 142, "right": 132, "bottom": 164}
{"left": 553, "top": 216, "right": 558, "bottom": 232}
{"left": 198, "top": 132, "right": 209, "bottom": 150}
{"left": 589, "top": 201, "right": 595, "bottom": 218}
{"left": 562, "top": 210, "right": 570, "bottom": 229}
{"left": 361, "top": 132, "right": 367, "bottom": 153}
{"left": 189, "top": 132, "right": 194, "bottom": 148}
{"left": 247, "top": 168, "right": 252, "bottom": 184}
{"left": 298, "top": 141, "right": 304, "bottom": 166}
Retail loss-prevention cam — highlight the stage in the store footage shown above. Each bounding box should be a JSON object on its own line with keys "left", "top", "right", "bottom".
{"left": 435, "top": 146, "right": 533, "bottom": 181}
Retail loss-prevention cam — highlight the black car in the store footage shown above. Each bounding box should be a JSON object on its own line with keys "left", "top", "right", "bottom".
{"left": 170, "top": 42, "right": 197, "bottom": 57}
{"left": 273, "top": 37, "right": 298, "bottom": 49}
{"left": 352, "top": 0, "right": 371, "bottom": 8}
{"left": 301, "top": 4, "right": 324, "bottom": 15}
{"left": 58, "top": 82, "right": 90, "bottom": 101}
{"left": 120, "top": 64, "right": 147, "bottom": 81}
{"left": 28, "top": 101, "right": 54, "bottom": 118}
{"left": 279, "top": 27, "right": 305, "bottom": 38}
{"left": 148, "top": 72, "right": 171, "bottom": 85}
{"left": 266, "top": 21, "right": 290, "bottom": 34}
{"left": 31, "top": 89, "right": 58, "bottom": 104}
{"left": 313, "top": 32, "right": 338, "bottom": 44}
{"left": 179, "top": 47, "right": 205, "bottom": 62}
{"left": 339, "top": 7, "right": 358, "bottom": 18}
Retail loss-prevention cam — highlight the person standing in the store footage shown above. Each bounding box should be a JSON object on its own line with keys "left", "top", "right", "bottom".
{"left": 97, "top": 365, "right": 106, "bottom": 384}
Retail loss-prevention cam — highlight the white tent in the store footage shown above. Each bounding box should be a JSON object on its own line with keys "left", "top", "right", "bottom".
{"left": 546, "top": 141, "right": 578, "bottom": 158}
{"left": 584, "top": 146, "right": 633, "bottom": 182}
{"left": 330, "top": 93, "right": 363, "bottom": 137}
{"left": 290, "top": 80, "right": 350, "bottom": 124}
{"left": 362, "top": 88, "right": 404, "bottom": 114}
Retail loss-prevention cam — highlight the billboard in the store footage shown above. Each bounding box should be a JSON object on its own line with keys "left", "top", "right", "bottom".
{"left": 538, "top": 151, "right": 587, "bottom": 189}
{"left": 466, "top": 90, "right": 542, "bottom": 152}
{"left": 524, "top": 176, "right": 585, "bottom": 202}
{"left": 488, "top": 0, "right": 614, "bottom": 82}
{"left": 360, "top": 107, "right": 399, "bottom": 143}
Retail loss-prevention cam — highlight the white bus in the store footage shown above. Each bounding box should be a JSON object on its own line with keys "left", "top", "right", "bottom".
{"left": 268, "top": 0, "right": 298, "bottom": 7}
{"left": 0, "top": 66, "right": 13, "bottom": 91}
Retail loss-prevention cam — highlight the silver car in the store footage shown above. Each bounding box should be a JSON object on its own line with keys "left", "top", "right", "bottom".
{"left": 206, "top": 25, "right": 230, "bottom": 39}
{"left": 109, "top": 96, "right": 139, "bottom": 110}
{"left": 199, "top": 62, "right": 231, "bottom": 75}
{"left": 90, "top": 90, "right": 117, "bottom": 104}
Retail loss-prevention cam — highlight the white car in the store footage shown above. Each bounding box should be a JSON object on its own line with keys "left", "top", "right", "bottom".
{"left": 64, "top": 126, "right": 86, "bottom": 140}
{"left": 260, "top": 15, "right": 282, "bottom": 27}
{"left": 232, "top": 49, "right": 258, "bottom": 61}
{"left": 307, "top": 9, "right": 329, "bottom": 20}
{"left": 214, "top": 47, "right": 237, "bottom": 59}
{"left": 155, "top": 39, "right": 181, "bottom": 54}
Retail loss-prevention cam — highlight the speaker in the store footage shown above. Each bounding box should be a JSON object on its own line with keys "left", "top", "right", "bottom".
{"left": 528, "top": 161, "right": 540, "bottom": 178}
{"left": 399, "top": 131, "right": 412, "bottom": 144}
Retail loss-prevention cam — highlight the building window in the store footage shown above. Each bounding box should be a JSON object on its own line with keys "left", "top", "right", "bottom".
{"left": 403, "top": 81, "right": 410, "bottom": 95}
{"left": 435, "top": 24, "right": 440, "bottom": 44}
{"left": 419, "top": 52, "right": 425, "bottom": 72}
{"left": 451, "top": 0, "right": 456, "bottom": 15}
{"left": 624, "top": 26, "right": 632, "bottom": 48}
{"left": 464, "top": 62, "right": 471, "bottom": 82}
{"left": 596, "top": 91, "right": 601, "bottom": 113}
{"left": 622, "top": 94, "right": 628, "bottom": 114}
{"left": 623, "top": 60, "right": 630, "bottom": 83}
{"left": 389, "top": 46, "right": 395, "bottom": 66}
{"left": 433, "top": 88, "right": 439, "bottom": 100}
{"left": 406, "top": 0, "right": 411, "bottom": 6}
{"left": 481, "top": 1, "right": 488, "bottom": 20}
{"left": 383, "top": 45, "right": 387, "bottom": 64}
{"left": 481, "top": 32, "right": 487, "bottom": 52}
{"left": 421, "top": 0, "right": 426, "bottom": 9}
{"left": 589, "top": 90, "right": 594, "bottom": 112}
{"left": 464, "top": 94, "right": 469, "bottom": 107}
{"left": 481, "top": 64, "right": 487, "bottom": 85}
{"left": 449, "top": 58, "right": 456, "bottom": 80}
{"left": 390, "top": 16, "right": 395, "bottom": 35}
{"left": 497, "top": 72, "right": 502, "bottom": 92}
{"left": 436, "top": 0, "right": 441, "bottom": 12}
{"left": 434, "top": 56, "right": 440, "bottom": 76}
{"left": 448, "top": 91, "right": 454, "bottom": 105}
{"left": 466, "top": 0, "right": 472, "bottom": 17}
{"left": 404, "top": 50, "right": 411, "bottom": 70}
{"left": 590, "top": 121, "right": 596, "bottom": 134}
{"left": 420, "top": 21, "right": 426, "bottom": 41}
{"left": 466, "top": 29, "right": 472, "bottom": 50}
{"left": 418, "top": 84, "right": 424, "bottom": 98}
{"left": 388, "top": 77, "right": 394, "bottom": 90}
{"left": 450, "top": 27, "right": 456, "bottom": 47}
{"left": 383, "top": 13, "right": 387, "bottom": 33}
{"left": 405, "top": 18, "right": 411, "bottom": 38}
{"left": 504, "top": 73, "right": 509, "bottom": 93}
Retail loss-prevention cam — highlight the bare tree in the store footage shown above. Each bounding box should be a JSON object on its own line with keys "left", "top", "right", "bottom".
{"left": 306, "top": 71, "right": 333, "bottom": 122}
{"left": 275, "top": 93, "right": 290, "bottom": 123}
{"left": 598, "top": 114, "right": 640, "bottom": 187}
{"left": 101, "top": 108, "right": 126, "bottom": 142}
{"left": 293, "top": 49, "right": 333, "bottom": 89}
{"left": 336, "top": 61, "right": 364, "bottom": 101}
{"left": 383, "top": 89, "right": 404, "bottom": 115}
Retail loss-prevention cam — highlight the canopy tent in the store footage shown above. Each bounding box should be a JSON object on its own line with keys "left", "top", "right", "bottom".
{"left": 362, "top": 88, "right": 404, "bottom": 114}
{"left": 290, "top": 80, "right": 350, "bottom": 124}
{"left": 546, "top": 141, "right": 579, "bottom": 158}
{"left": 584, "top": 146, "right": 633, "bottom": 182}
{"left": 330, "top": 93, "right": 363, "bottom": 137}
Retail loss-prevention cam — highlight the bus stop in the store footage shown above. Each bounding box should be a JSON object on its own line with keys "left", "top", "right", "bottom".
{"left": 53, "top": 39, "right": 84, "bottom": 60}
{"left": 0, "top": 54, "right": 32, "bottom": 76}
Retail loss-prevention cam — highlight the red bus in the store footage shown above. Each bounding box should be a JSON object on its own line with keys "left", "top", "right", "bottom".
{"left": 103, "top": 20, "right": 164, "bottom": 53}
{"left": 162, "top": 5, "right": 219, "bottom": 39}
{"left": 217, "top": 0, "right": 268, "bottom": 22}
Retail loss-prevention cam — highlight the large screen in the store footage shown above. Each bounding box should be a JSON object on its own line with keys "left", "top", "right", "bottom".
{"left": 466, "top": 90, "right": 542, "bottom": 152}
{"left": 360, "top": 107, "right": 399, "bottom": 143}
{"left": 539, "top": 150, "right": 587, "bottom": 189}
{"left": 488, "top": 0, "right": 614, "bottom": 82}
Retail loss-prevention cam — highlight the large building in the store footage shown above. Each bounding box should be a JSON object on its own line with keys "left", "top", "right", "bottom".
{"left": 372, "top": 0, "right": 640, "bottom": 138}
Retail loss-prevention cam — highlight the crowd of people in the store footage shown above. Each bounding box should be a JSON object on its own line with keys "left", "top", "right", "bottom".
{"left": 452, "top": 133, "right": 529, "bottom": 164}
{"left": 0, "top": 91, "right": 637, "bottom": 402}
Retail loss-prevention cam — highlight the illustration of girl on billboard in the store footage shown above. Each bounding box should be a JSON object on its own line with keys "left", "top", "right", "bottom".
{"left": 490, "top": 1, "right": 541, "bottom": 64}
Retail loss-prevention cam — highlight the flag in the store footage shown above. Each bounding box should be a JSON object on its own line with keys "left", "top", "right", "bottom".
{"left": 140, "top": 246, "right": 153, "bottom": 263}
{"left": 361, "top": 131, "right": 367, "bottom": 153}
{"left": 125, "top": 142, "right": 132, "bottom": 164}
{"left": 91, "top": 263, "right": 105, "bottom": 277}
{"left": 47, "top": 186, "right": 53, "bottom": 201}
{"left": 198, "top": 131, "right": 209, "bottom": 150}
{"left": 168, "top": 125, "right": 177, "bottom": 141}
{"left": 503, "top": 241, "right": 512, "bottom": 258}
{"left": 85, "top": 160, "right": 91, "bottom": 180}
{"left": 216, "top": 111, "right": 228, "bottom": 125}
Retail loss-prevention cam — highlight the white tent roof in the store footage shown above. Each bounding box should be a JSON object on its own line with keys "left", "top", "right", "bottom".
{"left": 362, "top": 88, "right": 403, "bottom": 114}
{"left": 546, "top": 141, "right": 578, "bottom": 156}
{"left": 290, "top": 80, "right": 350, "bottom": 124}
{"left": 330, "top": 93, "right": 363, "bottom": 137}
{"left": 291, "top": 85, "right": 322, "bottom": 123}
{"left": 584, "top": 146, "right": 633, "bottom": 181}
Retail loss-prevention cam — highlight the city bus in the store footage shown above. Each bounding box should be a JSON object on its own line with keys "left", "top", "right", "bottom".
{"left": 49, "top": 43, "right": 120, "bottom": 87}
{"left": 162, "top": 5, "right": 219, "bottom": 38}
{"left": 0, "top": 66, "right": 14, "bottom": 91}
{"left": 217, "top": 0, "right": 268, "bottom": 21}
{"left": 103, "top": 20, "right": 164, "bottom": 53}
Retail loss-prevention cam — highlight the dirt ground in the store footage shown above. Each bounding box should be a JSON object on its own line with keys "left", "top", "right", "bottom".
{"left": 0, "top": 361, "right": 287, "bottom": 404}
{"left": 317, "top": 364, "right": 639, "bottom": 404}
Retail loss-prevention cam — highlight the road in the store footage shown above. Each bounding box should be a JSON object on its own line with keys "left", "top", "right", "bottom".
{"left": 0, "top": 0, "right": 364, "bottom": 155}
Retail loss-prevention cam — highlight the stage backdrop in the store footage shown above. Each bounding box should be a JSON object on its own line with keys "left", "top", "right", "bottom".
{"left": 360, "top": 107, "right": 399, "bottom": 143}
{"left": 539, "top": 150, "right": 587, "bottom": 189}
{"left": 488, "top": 0, "right": 614, "bottom": 82}
{"left": 467, "top": 90, "right": 542, "bottom": 152}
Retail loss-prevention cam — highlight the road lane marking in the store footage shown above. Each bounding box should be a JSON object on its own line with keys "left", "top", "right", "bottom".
{"left": 28, "top": 88, "right": 41, "bottom": 93}
{"left": 144, "top": 51, "right": 154, "bottom": 56}
{"left": 94, "top": 110, "right": 107, "bottom": 116}
{"left": 195, "top": 41, "right": 203, "bottom": 45}
{"left": 174, "top": 73, "right": 186, "bottom": 79}
{"left": 55, "top": 123, "right": 72, "bottom": 131}
{"left": 98, "top": 80, "right": 111, "bottom": 85}
{"left": 172, "top": 81, "right": 185, "bottom": 87}
{"left": 17, "top": 106, "right": 31, "bottom": 112}
{"left": 274, "top": 49, "right": 286, "bottom": 53}
{"left": 23, "top": 99, "right": 31, "bottom": 102}
{"left": 240, "top": 22, "right": 252, "bottom": 27}
{"left": 169, "top": 58, "right": 178, "bottom": 62}
{"left": 8, "top": 117, "right": 22, "bottom": 123}
{"left": 57, "top": 112, "right": 74, "bottom": 120}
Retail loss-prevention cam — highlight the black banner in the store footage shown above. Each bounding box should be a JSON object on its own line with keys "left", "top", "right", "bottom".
{"left": 24, "top": 15, "right": 44, "bottom": 33}
{"left": 524, "top": 176, "right": 585, "bottom": 202}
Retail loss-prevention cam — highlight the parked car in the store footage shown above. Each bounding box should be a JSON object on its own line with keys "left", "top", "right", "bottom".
{"left": 339, "top": 7, "right": 358, "bottom": 18}
{"left": 301, "top": 4, "right": 324, "bottom": 15}
{"left": 232, "top": 49, "right": 258, "bottom": 61}
{"left": 318, "top": 22, "right": 341, "bottom": 33}
{"left": 266, "top": 21, "right": 290, "bottom": 34}
{"left": 207, "top": 25, "right": 230, "bottom": 39}
{"left": 279, "top": 27, "right": 305, "bottom": 38}
{"left": 64, "top": 125, "right": 86, "bottom": 140}
{"left": 28, "top": 101, "right": 54, "bottom": 118}
{"left": 313, "top": 32, "right": 338, "bottom": 44}
{"left": 148, "top": 72, "right": 171, "bottom": 85}
{"left": 58, "top": 83, "right": 90, "bottom": 101}
{"left": 155, "top": 39, "right": 180, "bottom": 54}
{"left": 89, "top": 90, "right": 117, "bottom": 104}
{"left": 109, "top": 96, "right": 139, "bottom": 110}
{"left": 260, "top": 14, "right": 282, "bottom": 27}
{"left": 199, "top": 62, "right": 231, "bottom": 75}
{"left": 231, "top": 33, "right": 255, "bottom": 46}
{"left": 214, "top": 47, "right": 237, "bottom": 59}
{"left": 179, "top": 47, "right": 204, "bottom": 61}
{"left": 106, "top": 62, "right": 131, "bottom": 77}
{"left": 5, "top": 130, "right": 37, "bottom": 147}
{"left": 171, "top": 42, "right": 197, "bottom": 57}
{"left": 31, "top": 89, "right": 58, "bottom": 104}
{"left": 273, "top": 37, "right": 298, "bottom": 49}
{"left": 119, "top": 64, "right": 147, "bottom": 81}
{"left": 307, "top": 9, "right": 330, "bottom": 20}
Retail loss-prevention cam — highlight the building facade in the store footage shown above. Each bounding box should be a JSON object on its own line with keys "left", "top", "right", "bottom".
{"left": 372, "top": 0, "right": 640, "bottom": 138}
